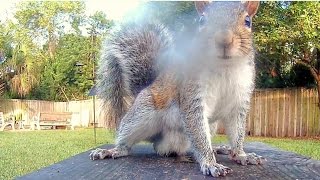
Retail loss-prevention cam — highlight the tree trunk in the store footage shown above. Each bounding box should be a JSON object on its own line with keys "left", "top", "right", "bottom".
{"left": 0, "top": 81, "right": 4, "bottom": 96}
{"left": 48, "top": 22, "right": 56, "bottom": 59}
{"left": 303, "top": 48, "right": 320, "bottom": 108}
{"left": 317, "top": 48, "right": 320, "bottom": 108}
{"left": 317, "top": 83, "right": 320, "bottom": 108}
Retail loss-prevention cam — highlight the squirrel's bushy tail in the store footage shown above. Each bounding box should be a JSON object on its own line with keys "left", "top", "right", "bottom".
{"left": 97, "top": 22, "right": 172, "bottom": 128}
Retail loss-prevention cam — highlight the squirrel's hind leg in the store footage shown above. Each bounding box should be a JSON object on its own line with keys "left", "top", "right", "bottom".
{"left": 90, "top": 89, "right": 162, "bottom": 160}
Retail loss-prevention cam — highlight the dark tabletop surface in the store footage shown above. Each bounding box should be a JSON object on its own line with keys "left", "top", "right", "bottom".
{"left": 17, "top": 142, "right": 320, "bottom": 180}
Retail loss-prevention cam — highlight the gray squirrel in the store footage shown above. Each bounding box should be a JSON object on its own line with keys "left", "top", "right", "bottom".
{"left": 90, "top": 1, "right": 265, "bottom": 177}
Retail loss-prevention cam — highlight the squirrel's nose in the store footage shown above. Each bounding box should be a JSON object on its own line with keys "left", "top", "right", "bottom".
{"left": 214, "top": 30, "right": 234, "bottom": 49}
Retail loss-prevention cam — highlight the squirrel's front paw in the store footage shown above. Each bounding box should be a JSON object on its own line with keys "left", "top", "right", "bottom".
{"left": 89, "top": 148, "right": 129, "bottom": 160}
{"left": 89, "top": 148, "right": 112, "bottom": 160}
{"left": 201, "top": 163, "right": 232, "bottom": 177}
{"left": 230, "top": 152, "right": 266, "bottom": 165}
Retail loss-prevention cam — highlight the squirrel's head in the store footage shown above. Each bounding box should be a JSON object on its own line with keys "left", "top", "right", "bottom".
{"left": 195, "top": 1, "right": 259, "bottom": 61}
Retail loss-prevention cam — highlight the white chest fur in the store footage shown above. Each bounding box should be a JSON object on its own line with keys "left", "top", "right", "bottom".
{"left": 200, "top": 62, "right": 254, "bottom": 121}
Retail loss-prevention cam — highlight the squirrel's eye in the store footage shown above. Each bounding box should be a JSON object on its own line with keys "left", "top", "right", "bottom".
{"left": 245, "top": 15, "right": 251, "bottom": 28}
{"left": 199, "top": 15, "right": 206, "bottom": 26}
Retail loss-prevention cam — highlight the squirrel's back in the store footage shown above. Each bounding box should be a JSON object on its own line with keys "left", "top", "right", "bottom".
{"left": 97, "top": 22, "right": 172, "bottom": 128}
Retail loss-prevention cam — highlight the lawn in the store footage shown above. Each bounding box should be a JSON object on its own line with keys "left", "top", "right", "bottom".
{"left": 0, "top": 129, "right": 319, "bottom": 180}
{"left": 214, "top": 135, "right": 320, "bottom": 160}
{"left": 0, "top": 128, "right": 115, "bottom": 180}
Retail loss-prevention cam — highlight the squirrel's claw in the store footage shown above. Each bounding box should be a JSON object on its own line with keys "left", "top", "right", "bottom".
{"left": 89, "top": 147, "right": 129, "bottom": 160}
{"left": 89, "top": 148, "right": 112, "bottom": 160}
{"left": 201, "top": 163, "right": 233, "bottom": 177}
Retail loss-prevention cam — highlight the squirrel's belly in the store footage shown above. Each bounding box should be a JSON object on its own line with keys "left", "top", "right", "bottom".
{"left": 201, "top": 75, "right": 220, "bottom": 119}
{"left": 201, "top": 69, "right": 254, "bottom": 120}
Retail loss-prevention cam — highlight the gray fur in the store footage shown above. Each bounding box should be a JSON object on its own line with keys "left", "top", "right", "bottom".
{"left": 97, "top": 22, "right": 172, "bottom": 128}
{"left": 92, "top": 1, "right": 264, "bottom": 177}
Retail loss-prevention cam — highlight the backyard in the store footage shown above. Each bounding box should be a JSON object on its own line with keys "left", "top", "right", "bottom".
{"left": 0, "top": 128, "right": 320, "bottom": 180}
{"left": 0, "top": 1, "right": 320, "bottom": 179}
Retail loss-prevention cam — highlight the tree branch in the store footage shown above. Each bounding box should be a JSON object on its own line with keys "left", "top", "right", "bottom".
{"left": 297, "top": 60, "right": 320, "bottom": 82}
{"left": 310, "top": 67, "right": 320, "bottom": 83}
{"left": 296, "top": 60, "right": 311, "bottom": 67}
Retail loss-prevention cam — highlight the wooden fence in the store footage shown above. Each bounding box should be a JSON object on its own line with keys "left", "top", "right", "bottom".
{"left": 245, "top": 88, "right": 320, "bottom": 137}
{"left": 0, "top": 98, "right": 105, "bottom": 128}
{"left": 0, "top": 88, "right": 319, "bottom": 137}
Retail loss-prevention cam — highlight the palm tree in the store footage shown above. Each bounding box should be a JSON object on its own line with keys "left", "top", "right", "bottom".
{"left": 0, "top": 28, "right": 42, "bottom": 98}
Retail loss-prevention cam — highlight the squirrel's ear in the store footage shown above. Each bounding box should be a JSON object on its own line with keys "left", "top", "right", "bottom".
{"left": 195, "top": 1, "right": 210, "bottom": 16}
{"left": 244, "top": 1, "right": 259, "bottom": 17}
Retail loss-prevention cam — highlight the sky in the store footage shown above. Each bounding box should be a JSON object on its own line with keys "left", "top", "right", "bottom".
{"left": 85, "top": 0, "right": 143, "bottom": 20}
{"left": 0, "top": 0, "right": 144, "bottom": 22}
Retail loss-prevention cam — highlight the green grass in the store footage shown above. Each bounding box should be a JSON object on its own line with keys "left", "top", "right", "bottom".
{"left": 247, "top": 136, "right": 320, "bottom": 160}
{"left": 212, "top": 135, "right": 320, "bottom": 160}
{"left": 0, "top": 129, "right": 319, "bottom": 180}
{"left": 0, "top": 128, "right": 115, "bottom": 180}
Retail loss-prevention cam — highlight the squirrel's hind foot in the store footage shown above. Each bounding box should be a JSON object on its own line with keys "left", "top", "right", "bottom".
{"left": 229, "top": 152, "right": 266, "bottom": 165}
{"left": 159, "top": 152, "right": 195, "bottom": 163}
{"left": 214, "top": 146, "right": 267, "bottom": 165}
{"left": 89, "top": 147, "right": 129, "bottom": 160}
{"left": 214, "top": 145, "right": 231, "bottom": 155}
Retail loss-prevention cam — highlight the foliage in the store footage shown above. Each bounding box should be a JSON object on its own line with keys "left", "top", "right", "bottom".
{"left": 0, "top": 1, "right": 112, "bottom": 100}
{"left": 137, "top": 2, "right": 319, "bottom": 89}
{"left": 0, "top": 1, "right": 319, "bottom": 100}
{"left": 31, "top": 34, "right": 91, "bottom": 100}
{"left": 14, "top": 1, "right": 85, "bottom": 58}
{"left": 144, "top": 2, "right": 197, "bottom": 33}
{"left": 254, "top": 2, "right": 320, "bottom": 88}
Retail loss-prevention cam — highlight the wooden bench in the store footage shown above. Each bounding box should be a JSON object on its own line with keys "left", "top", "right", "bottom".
{"left": 31, "top": 112, "right": 75, "bottom": 130}
{"left": 0, "top": 112, "right": 16, "bottom": 131}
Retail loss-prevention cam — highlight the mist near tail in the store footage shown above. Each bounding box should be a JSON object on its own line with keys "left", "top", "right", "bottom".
{"left": 113, "top": 2, "right": 223, "bottom": 83}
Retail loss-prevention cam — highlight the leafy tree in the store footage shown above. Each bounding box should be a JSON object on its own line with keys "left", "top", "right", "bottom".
{"left": 86, "top": 11, "right": 114, "bottom": 84}
{"left": 0, "top": 1, "right": 114, "bottom": 100}
{"left": 136, "top": 2, "right": 320, "bottom": 106}
{"left": 29, "top": 11, "right": 113, "bottom": 101}
{"left": 0, "top": 20, "right": 39, "bottom": 97}
{"left": 31, "top": 34, "right": 91, "bottom": 100}
{"left": 144, "top": 2, "right": 197, "bottom": 33}
{"left": 0, "top": 23, "right": 7, "bottom": 96}
{"left": 254, "top": 1, "right": 320, "bottom": 105}
{"left": 15, "top": 1, "right": 85, "bottom": 59}
{"left": 0, "top": 1, "right": 87, "bottom": 99}
{"left": 1, "top": 1, "right": 318, "bottom": 104}
{"left": 87, "top": 11, "right": 113, "bottom": 36}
